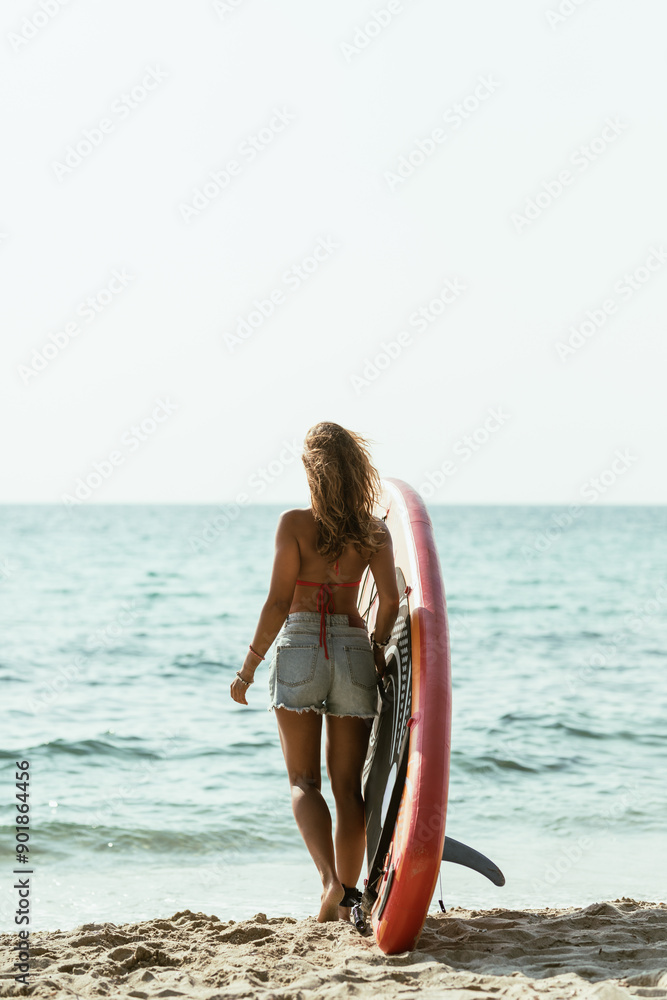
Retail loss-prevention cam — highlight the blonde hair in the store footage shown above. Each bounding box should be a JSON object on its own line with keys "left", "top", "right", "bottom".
{"left": 302, "top": 422, "right": 385, "bottom": 560}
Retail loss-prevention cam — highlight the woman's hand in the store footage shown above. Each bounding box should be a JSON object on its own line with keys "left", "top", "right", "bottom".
{"left": 230, "top": 643, "right": 265, "bottom": 706}
{"left": 230, "top": 670, "right": 254, "bottom": 706}
{"left": 373, "top": 644, "right": 387, "bottom": 679}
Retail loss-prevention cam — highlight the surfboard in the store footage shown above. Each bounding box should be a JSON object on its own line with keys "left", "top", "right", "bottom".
{"left": 356, "top": 478, "right": 452, "bottom": 954}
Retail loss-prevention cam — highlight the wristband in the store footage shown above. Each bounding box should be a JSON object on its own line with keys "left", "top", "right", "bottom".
{"left": 236, "top": 670, "right": 253, "bottom": 686}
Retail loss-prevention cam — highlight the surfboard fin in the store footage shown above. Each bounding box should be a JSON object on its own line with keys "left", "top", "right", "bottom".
{"left": 441, "top": 836, "right": 506, "bottom": 886}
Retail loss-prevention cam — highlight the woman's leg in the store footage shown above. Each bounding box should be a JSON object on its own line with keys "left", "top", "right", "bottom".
{"left": 274, "top": 707, "right": 343, "bottom": 921}
{"left": 325, "top": 714, "right": 372, "bottom": 917}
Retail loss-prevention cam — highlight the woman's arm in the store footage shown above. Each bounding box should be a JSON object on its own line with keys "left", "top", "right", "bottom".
{"left": 230, "top": 510, "right": 300, "bottom": 704}
{"left": 368, "top": 522, "right": 400, "bottom": 676}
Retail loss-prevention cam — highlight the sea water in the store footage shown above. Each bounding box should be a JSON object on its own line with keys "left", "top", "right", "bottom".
{"left": 1, "top": 503, "right": 665, "bottom": 931}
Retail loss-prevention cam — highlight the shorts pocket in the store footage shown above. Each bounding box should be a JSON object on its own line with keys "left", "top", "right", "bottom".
{"left": 344, "top": 644, "right": 377, "bottom": 690}
{"left": 276, "top": 643, "right": 319, "bottom": 687}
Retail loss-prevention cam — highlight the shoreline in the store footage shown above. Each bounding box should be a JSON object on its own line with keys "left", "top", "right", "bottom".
{"left": 1, "top": 898, "right": 665, "bottom": 999}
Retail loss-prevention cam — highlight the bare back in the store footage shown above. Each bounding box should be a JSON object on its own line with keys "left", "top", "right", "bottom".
{"left": 286, "top": 508, "right": 391, "bottom": 615}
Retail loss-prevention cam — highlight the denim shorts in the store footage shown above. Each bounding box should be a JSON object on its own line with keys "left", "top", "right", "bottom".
{"left": 268, "top": 612, "right": 379, "bottom": 718}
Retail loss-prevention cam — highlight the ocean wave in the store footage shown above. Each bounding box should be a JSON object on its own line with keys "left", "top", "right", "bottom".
{"left": 1, "top": 737, "right": 163, "bottom": 759}
{"left": 450, "top": 750, "right": 584, "bottom": 775}
{"left": 0, "top": 820, "right": 289, "bottom": 856}
{"left": 170, "top": 655, "right": 226, "bottom": 670}
{"left": 544, "top": 722, "right": 667, "bottom": 743}
{"left": 497, "top": 711, "right": 550, "bottom": 724}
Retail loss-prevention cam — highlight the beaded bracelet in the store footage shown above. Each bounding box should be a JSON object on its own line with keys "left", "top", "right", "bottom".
{"left": 236, "top": 671, "right": 253, "bottom": 686}
{"left": 371, "top": 631, "right": 391, "bottom": 648}
{"left": 248, "top": 644, "right": 265, "bottom": 660}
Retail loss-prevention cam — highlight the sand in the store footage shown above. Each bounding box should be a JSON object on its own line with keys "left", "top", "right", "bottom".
{"left": 1, "top": 898, "right": 666, "bottom": 999}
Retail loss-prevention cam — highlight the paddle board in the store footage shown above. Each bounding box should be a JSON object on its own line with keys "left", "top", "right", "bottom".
{"left": 357, "top": 478, "right": 452, "bottom": 953}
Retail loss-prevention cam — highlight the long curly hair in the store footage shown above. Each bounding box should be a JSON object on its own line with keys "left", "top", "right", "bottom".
{"left": 302, "top": 422, "right": 385, "bottom": 561}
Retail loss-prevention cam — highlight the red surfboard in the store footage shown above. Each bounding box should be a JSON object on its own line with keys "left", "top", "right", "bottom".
{"left": 356, "top": 478, "right": 452, "bottom": 954}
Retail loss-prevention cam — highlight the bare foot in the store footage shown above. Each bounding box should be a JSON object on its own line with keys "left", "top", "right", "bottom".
{"left": 338, "top": 904, "right": 351, "bottom": 922}
{"left": 317, "top": 878, "right": 344, "bottom": 922}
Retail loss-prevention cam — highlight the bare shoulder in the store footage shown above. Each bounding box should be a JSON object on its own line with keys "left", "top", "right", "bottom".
{"left": 364, "top": 516, "right": 392, "bottom": 560}
{"left": 372, "top": 516, "right": 392, "bottom": 543}
{"left": 276, "top": 507, "right": 313, "bottom": 532}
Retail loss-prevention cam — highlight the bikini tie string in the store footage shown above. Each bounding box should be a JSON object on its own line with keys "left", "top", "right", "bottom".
{"left": 316, "top": 583, "right": 335, "bottom": 659}
{"left": 295, "top": 575, "right": 362, "bottom": 660}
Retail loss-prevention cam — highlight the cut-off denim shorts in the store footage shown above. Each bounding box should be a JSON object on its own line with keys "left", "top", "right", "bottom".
{"left": 268, "top": 612, "right": 379, "bottom": 718}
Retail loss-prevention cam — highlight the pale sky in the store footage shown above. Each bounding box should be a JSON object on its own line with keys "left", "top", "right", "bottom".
{"left": 2, "top": 0, "right": 665, "bottom": 504}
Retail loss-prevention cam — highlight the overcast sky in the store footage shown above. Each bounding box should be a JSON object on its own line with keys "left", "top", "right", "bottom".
{"left": 2, "top": 0, "right": 665, "bottom": 505}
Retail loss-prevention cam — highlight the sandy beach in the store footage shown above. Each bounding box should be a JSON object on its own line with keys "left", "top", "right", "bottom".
{"left": 1, "top": 898, "right": 665, "bottom": 999}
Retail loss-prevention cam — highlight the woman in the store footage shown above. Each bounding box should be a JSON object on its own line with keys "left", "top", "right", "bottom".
{"left": 230, "top": 422, "right": 400, "bottom": 922}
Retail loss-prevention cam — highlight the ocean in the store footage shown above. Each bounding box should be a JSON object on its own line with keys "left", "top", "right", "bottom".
{"left": 1, "top": 502, "right": 665, "bottom": 931}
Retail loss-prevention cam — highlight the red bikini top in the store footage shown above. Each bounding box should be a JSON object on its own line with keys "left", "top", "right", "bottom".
{"left": 294, "top": 571, "right": 362, "bottom": 660}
